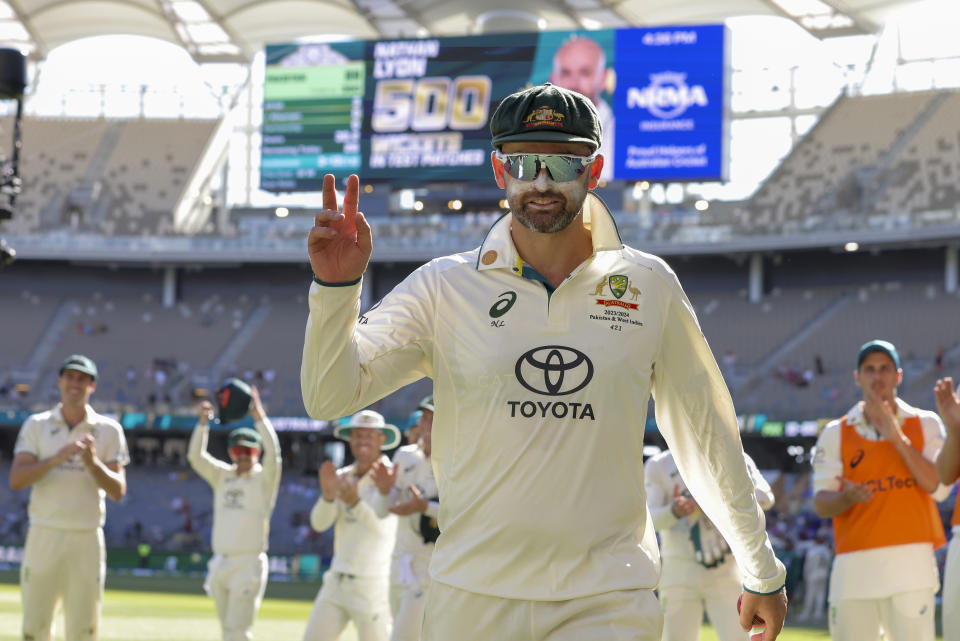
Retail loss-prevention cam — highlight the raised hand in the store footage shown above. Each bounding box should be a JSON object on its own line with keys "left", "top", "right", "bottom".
{"left": 337, "top": 475, "right": 360, "bottom": 507}
{"left": 249, "top": 385, "right": 265, "bottom": 421}
{"left": 371, "top": 460, "right": 398, "bottom": 495}
{"left": 307, "top": 174, "right": 372, "bottom": 284}
{"left": 389, "top": 484, "right": 428, "bottom": 516}
{"left": 864, "top": 397, "right": 903, "bottom": 444}
{"left": 934, "top": 377, "right": 960, "bottom": 432}
{"left": 319, "top": 460, "right": 339, "bottom": 501}
{"left": 197, "top": 400, "right": 214, "bottom": 425}
{"left": 79, "top": 433, "right": 97, "bottom": 469}
{"left": 670, "top": 484, "right": 698, "bottom": 519}
{"left": 56, "top": 439, "right": 84, "bottom": 465}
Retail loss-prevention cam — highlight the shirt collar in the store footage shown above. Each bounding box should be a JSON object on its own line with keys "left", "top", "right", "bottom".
{"left": 475, "top": 192, "right": 623, "bottom": 273}
{"left": 52, "top": 403, "right": 94, "bottom": 427}
{"left": 846, "top": 397, "right": 916, "bottom": 426}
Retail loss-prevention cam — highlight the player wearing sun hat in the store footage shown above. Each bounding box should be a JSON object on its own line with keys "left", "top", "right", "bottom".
{"left": 812, "top": 339, "right": 950, "bottom": 641}
{"left": 303, "top": 409, "right": 398, "bottom": 641}
{"left": 188, "top": 384, "right": 280, "bottom": 641}
{"left": 11, "top": 354, "right": 129, "bottom": 641}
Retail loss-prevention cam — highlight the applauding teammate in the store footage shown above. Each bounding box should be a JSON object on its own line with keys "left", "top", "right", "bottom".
{"left": 934, "top": 376, "right": 960, "bottom": 641}
{"left": 303, "top": 410, "right": 399, "bottom": 641}
{"left": 371, "top": 395, "right": 439, "bottom": 641}
{"left": 300, "top": 83, "right": 786, "bottom": 640}
{"left": 10, "top": 354, "right": 129, "bottom": 641}
{"left": 646, "top": 449, "right": 774, "bottom": 641}
{"left": 812, "top": 340, "right": 949, "bottom": 641}
{"left": 188, "top": 381, "right": 281, "bottom": 641}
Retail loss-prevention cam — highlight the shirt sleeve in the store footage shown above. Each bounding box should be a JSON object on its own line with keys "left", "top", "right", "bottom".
{"left": 651, "top": 271, "right": 785, "bottom": 594}
{"left": 187, "top": 422, "right": 231, "bottom": 486}
{"left": 99, "top": 421, "right": 130, "bottom": 466}
{"left": 811, "top": 422, "right": 843, "bottom": 493}
{"left": 745, "top": 454, "right": 775, "bottom": 511}
{"left": 255, "top": 417, "right": 282, "bottom": 506}
{"left": 310, "top": 497, "right": 339, "bottom": 533}
{"left": 301, "top": 269, "right": 434, "bottom": 420}
{"left": 13, "top": 417, "right": 40, "bottom": 457}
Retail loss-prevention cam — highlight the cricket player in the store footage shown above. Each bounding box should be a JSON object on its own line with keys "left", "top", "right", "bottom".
{"left": 371, "top": 395, "right": 439, "bottom": 641}
{"left": 812, "top": 340, "right": 950, "bottom": 641}
{"left": 646, "top": 449, "right": 774, "bottom": 641}
{"left": 188, "top": 384, "right": 281, "bottom": 641}
{"left": 301, "top": 83, "right": 787, "bottom": 640}
{"left": 303, "top": 409, "right": 399, "bottom": 641}
{"left": 10, "top": 354, "right": 129, "bottom": 641}
{"left": 934, "top": 376, "right": 960, "bottom": 641}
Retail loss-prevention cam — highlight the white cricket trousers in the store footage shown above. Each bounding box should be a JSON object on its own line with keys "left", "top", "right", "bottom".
{"left": 204, "top": 553, "right": 269, "bottom": 641}
{"left": 943, "top": 535, "right": 960, "bottom": 641}
{"left": 303, "top": 571, "right": 391, "bottom": 641}
{"left": 421, "top": 582, "right": 663, "bottom": 641}
{"left": 389, "top": 552, "right": 431, "bottom": 641}
{"left": 830, "top": 588, "right": 936, "bottom": 641}
{"left": 20, "top": 525, "right": 105, "bottom": 641}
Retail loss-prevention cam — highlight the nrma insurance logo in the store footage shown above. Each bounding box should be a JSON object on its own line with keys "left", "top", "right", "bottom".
{"left": 626, "top": 71, "right": 708, "bottom": 119}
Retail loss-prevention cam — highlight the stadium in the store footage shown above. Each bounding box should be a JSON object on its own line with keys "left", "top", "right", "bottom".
{"left": 1, "top": 0, "right": 959, "bottom": 639}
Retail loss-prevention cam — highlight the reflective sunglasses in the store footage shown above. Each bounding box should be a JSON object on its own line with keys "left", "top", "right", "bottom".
{"left": 496, "top": 152, "right": 598, "bottom": 182}
{"left": 229, "top": 445, "right": 259, "bottom": 458}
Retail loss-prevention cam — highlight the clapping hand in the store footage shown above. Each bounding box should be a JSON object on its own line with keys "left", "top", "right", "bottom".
{"left": 389, "top": 485, "right": 428, "bottom": 516}
{"left": 319, "top": 461, "right": 339, "bottom": 502}
{"left": 371, "top": 460, "right": 398, "bottom": 495}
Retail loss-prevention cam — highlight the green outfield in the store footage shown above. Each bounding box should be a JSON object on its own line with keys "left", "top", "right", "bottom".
{"left": 0, "top": 582, "right": 840, "bottom": 641}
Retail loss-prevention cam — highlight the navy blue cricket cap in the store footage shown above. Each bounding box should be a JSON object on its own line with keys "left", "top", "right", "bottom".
{"left": 857, "top": 339, "right": 901, "bottom": 370}
{"left": 490, "top": 83, "right": 602, "bottom": 153}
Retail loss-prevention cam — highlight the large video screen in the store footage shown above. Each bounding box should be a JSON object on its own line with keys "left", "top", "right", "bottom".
{"left": 260, "top": 25, "right": 728, "bottom": 191}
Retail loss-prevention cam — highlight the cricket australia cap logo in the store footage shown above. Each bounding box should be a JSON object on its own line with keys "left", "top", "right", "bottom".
{"left": 515, "top": 346, "right": 594, "bottom": 396}
{"left": 524, "top": 106, "right": 566, "bottom": 128}
{"left": 590, "top": 274, "right": 641, "bottom": 309}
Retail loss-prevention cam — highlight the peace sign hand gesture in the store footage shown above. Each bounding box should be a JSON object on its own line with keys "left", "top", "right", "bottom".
{"left": 308, "top": 173, "right": 372, "bottom": 284}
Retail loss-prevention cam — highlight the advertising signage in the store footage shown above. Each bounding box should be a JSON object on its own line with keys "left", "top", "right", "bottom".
{"left": 260, "top": 25, "right": 728, "bottom": 191}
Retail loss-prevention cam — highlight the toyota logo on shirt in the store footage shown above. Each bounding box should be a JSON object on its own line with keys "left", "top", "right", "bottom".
{"left": 515, "top": 346, "right": 594, "bottom": 396}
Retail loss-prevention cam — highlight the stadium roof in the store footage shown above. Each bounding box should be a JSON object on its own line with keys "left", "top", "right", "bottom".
{"left": 0, "top": 0, "right": 925, "bottom": 63}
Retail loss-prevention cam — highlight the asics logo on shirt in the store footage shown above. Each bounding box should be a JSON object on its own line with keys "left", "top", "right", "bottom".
{"left": 849, "top": 449, "right": 865, "bottom": 468}
{"left": 515, "top": 346, "right": 594, "bottom": 396}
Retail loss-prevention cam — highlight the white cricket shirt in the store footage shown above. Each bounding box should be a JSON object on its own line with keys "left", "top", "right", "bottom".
{"left": 310, "top": 457, "right": 398, "bottom": 578}
{"left": 13, "top": 404, "right": 129, "bottom": 530}
{"left": 302, "top": 193, "right": 786, "bottom": 600}
{"left": 187, "top": 417, "right": 281, "bottom": 555}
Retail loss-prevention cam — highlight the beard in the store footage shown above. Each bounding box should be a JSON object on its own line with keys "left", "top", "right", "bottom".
{"left": 509, "top": 190, "right": 582, "bottom": 234}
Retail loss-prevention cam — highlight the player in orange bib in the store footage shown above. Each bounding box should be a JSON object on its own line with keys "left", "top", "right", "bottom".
{"left": 812, "top": 340, "right": 951, "bottom": 641}
{"left": 933, "top": 376, "right": 960, "bottom": 641}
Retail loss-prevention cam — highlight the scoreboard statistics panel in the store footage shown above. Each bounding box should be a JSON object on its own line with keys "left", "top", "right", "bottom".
{"left": 260, "top": 25, "right": 728, "bottom": 191}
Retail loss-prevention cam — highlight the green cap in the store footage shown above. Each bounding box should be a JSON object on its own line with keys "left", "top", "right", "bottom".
{"left": 417, "top": 394, "right": 435, "bottom": 413}
{"left": 857, "top": 339, "right": 901, "bottom": 369}
{"left": 59, "top": 354, "right": 98, "bottom": 381}
{"left": 490, "top": 83, "right": 602, "bottom": 153}
{"left": 228, "top": 427, "right": 261, "bottom": 449}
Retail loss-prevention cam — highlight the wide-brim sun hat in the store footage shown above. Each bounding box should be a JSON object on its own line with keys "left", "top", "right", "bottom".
{"left": 334, "top": 409, "right": 401, "bottom": 450}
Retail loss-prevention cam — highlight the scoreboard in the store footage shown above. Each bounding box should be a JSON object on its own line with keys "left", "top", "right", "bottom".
{"left": 260, "top": 25, "right": 729, "bottom": 191}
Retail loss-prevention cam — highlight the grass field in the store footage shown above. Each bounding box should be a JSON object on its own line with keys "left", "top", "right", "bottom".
{"left": 0, "top": 582, "right": 841, "bottom": 641}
